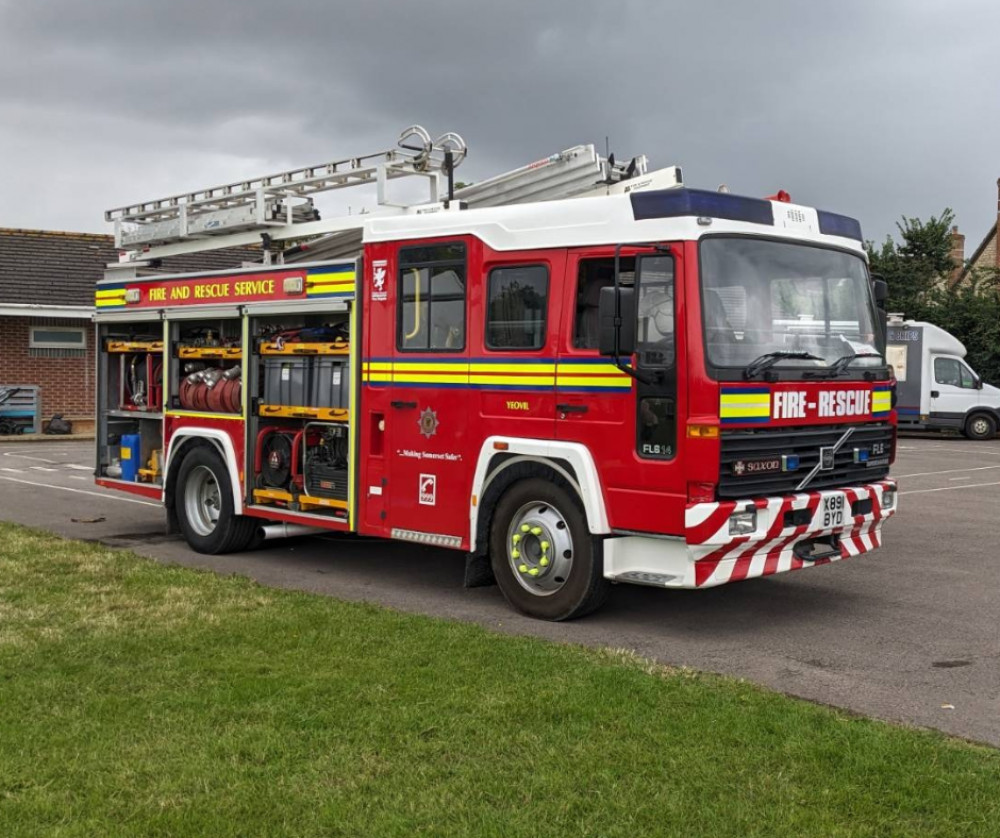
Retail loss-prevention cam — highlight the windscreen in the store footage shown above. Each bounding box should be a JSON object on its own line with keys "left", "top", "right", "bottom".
{"left": 700, "top": 237, "right": 881, "bottom": 372}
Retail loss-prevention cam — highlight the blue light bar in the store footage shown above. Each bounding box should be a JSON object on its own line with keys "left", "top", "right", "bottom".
{"left": 630, "top": 188, "right": 774, "bottom": 226}
{"left": 817, "top": 210, "right": 863, "bottom": 241}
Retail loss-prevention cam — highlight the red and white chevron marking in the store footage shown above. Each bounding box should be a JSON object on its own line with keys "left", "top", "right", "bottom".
{"left": 685, "top": 481, "right": 896, "bottom": 588}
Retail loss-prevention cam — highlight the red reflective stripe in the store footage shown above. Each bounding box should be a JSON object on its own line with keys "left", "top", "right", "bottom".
{"left": 686, "top": 503, "right": 735, "bottom": 545}
{"left": 694, "top": 536, "right": 751, "bottom": 586}
{"left": 729, "top": 497, "right": 793, "bottom": 583}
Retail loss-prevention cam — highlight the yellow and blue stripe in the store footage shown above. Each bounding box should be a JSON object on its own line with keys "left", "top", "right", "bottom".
{"left": 871, "top": 386, "right": 892, "bottom": 417}
{"left": 95, "top": 283, "right": 128, "bottom": 309}
{"left": 361, "top": 357, "right": 632, "bottom": 393}
{"left": 720, "top": 386, "right": 772, "bottom": 424}
{"left": 306, "top": 265, "right": 356, "bottom": 299}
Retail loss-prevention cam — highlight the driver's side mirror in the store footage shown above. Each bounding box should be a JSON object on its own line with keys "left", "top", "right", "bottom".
{"left": 873, "top": 278, "right": 889, "bottom": 306}
{"left": 598, "top": 285, "right": 636, "bottom": 357}
{"left": 976, "top": 375, "right": 984, "bottom": 390}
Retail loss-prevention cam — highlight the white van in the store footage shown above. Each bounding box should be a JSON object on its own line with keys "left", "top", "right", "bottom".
{"left": 887, "top": 318, "right": 1000, "bottom": 440}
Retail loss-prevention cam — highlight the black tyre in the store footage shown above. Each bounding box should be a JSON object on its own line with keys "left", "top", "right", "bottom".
{"left": 175, "top": 446, "right": 258, "bottom": 554}
{"left": 964, "top": 413, "right": 997, "bottom": 441}
{"left": 489, "top": 477, "right": 610, "bottom": 621}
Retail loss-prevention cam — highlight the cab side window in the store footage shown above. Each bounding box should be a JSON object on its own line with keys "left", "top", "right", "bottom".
{"left": 934, "top": 358, "right": 975, "bottom": 389}
{"left": 397, "top": 243, "right": 466, "bottom": 352}
{"left": 636, "top": 255, "right": 675, "bottom": 368}
{"left": 486, "top": 265, "right": 548, "bottom": 350}
{"left": 960, "top": 363, "right": 977, "bottom": 389}
{"left": 573, "top": 257, "right": 635, "bottom": 349}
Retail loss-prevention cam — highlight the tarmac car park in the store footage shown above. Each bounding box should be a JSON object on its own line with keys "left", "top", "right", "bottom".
{"left": 0, "top": 433, "right": 997, "bottom": 746}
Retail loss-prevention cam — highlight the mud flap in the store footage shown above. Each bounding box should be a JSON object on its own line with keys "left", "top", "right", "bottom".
{"left": 464, "top": 552, "right": 496, "bottom": 588}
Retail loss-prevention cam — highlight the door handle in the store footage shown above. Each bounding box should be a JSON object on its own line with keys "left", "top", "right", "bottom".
{"left": 556, "top": 403, "right": 589, "bottom": 414}
{"left": 930, "top": 390, "right": 939, "bottom": 399}
{"left": 390, "top": 400, "right": 418, "bottom": 409}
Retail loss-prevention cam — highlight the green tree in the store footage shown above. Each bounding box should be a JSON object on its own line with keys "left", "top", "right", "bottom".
{"left": 866, "top": 209, "right": 955, "bottom": 319}
{"left": 927, "top": 268, "right": 1000, "bottom": 385}
{"left": 867, "top": 209, "right": 1000, "bottom": 385}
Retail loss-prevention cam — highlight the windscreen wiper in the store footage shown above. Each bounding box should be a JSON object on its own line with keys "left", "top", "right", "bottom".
{"left": 804, "top": 351, "right": 883, "bottom": 379}
{"left": 742, "top": 351, "right": 823, "bottom": 380}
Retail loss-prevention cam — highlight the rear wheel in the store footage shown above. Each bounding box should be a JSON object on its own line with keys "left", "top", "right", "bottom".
{"left": 489, "top": 477, "right": 610, "bottom": 620}
{"left": 175, "top": 446, "right": 258, "bottom": 554}
{"left": 964, "top": 413, "right": 997, "bottom": 441}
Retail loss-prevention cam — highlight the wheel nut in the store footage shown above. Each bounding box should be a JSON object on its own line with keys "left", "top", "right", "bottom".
{"left": 511, "top": 549, "right": 520, "bottom": 559}
{"left": 539, "top": 557, "right": 549, "bottom": 567}
{"left": 528, "top": 568, "right": 540, "bottom": 576}
{"left": 540, "top": 541, "right": 549, "bottom": 551}
{"left": 521, "top": 524, "right": 531, "bottom": 533}
{"left": 513, "top": 534, "right": 521, "bottom": 544}
{"left": 531, "top": 527, "right": 542, "bottom": 536}
{"left": 519, "top": 564, "right": 528, "bottom": 573}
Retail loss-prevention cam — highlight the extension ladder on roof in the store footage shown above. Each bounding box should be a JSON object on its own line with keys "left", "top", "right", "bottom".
{"left": 105, "top": 125, "right": 662, "bottom": 262}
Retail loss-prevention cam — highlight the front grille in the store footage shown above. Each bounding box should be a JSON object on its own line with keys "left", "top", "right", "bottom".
{"left": 718, "top": 422, "right": 893, "bottom": 499}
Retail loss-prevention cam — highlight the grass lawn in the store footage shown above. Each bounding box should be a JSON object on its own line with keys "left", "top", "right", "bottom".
{"left": 0, "top": 523, "right": 997, "bottom": 837}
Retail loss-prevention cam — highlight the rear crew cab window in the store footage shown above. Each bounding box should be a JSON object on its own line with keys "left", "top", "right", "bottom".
{"left": 397, "top": 243, "right": 466, "bottom": 352}
{"left": 485, "top": 265, "right": 549, "bottom": 350}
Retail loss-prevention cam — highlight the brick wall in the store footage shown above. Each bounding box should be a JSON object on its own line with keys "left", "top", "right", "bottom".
{"left": 0, "top": 316, "right": 95, "bottom": 418}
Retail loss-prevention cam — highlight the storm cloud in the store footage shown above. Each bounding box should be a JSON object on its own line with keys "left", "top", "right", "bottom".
{"left": 1, "top": 0, "right": 998, "bottom": 245}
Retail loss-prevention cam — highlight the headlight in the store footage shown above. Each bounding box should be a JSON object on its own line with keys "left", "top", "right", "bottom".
{"left": 882, "top": 488, "right": 896, "bottom": 510}
{"left": 728, "top": 509, "right": 757, "bottom": 536}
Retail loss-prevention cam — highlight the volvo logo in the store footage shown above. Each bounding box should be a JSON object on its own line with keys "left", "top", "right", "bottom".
{"left": 796, "top": 428, "right": 855, "bottom": 491}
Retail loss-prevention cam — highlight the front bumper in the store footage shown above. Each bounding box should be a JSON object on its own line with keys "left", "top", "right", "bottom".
{"left": 603, "top": 480, "right": 896, "bottom": 589}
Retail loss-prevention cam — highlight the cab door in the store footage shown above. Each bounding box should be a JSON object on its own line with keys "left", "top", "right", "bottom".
{"left": 555, "top": 247, "right": 686, "bottom": 534}
{"left": 383, "top": 241, "right": 471, "bottom": 546}
{"left": 930, "top": 355, "right": 980, "bottom": 422}
{"left": 476, "top": 256, "right": 561, "bottom": 440}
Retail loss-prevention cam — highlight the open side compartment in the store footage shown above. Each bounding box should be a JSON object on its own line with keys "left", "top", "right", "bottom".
{"left": 247, "top": 311, "right": 352, "bottom": 520}
{"left": 168, "top": 317, "right": 244, "bottom": 415}
{"left": 97, "top": 321, "right": 165, "bottom": 485}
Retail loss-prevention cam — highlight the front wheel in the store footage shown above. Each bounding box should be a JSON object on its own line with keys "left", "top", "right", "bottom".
{"left": 964, "top": 413, "right": 997, "bottom": 441}
{"left": 489, "top": 478, "right": 610, "bottom": 621}
{"left": 175, "top": 446, "right": 258, "bottom": 554}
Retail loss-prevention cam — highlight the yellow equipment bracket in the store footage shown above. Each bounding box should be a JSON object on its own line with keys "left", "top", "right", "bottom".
{"left": 258, "top": 405, "right": 350, "bottom": 421}
{"left": 177, "top": 346, "right": 243, "bottom": 360}
{"left": 106, "top": 340, "right": 163, "bottom": 353}
{"left": 253, "top": 488, "right": 295, "bottom": 504}
{"left": 298, "top": 495, "right": 349, "bottom": 512}
{"left": 259, "top": 341, "right": 349, "bottom": 356}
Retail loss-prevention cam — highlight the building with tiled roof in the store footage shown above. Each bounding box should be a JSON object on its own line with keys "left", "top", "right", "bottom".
{"left": 0, "top": 228, "right": 257, "bottom": 431}
{"left": 948, "top": 179, "right": 1000, "bottom": 289}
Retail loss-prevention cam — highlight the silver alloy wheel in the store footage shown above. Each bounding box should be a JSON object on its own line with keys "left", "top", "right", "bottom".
{"left": 971, "top": 416, "right": 991, "bottom": 437}
{"left": 505, "top": 500, "right": 574, "bottom": 596}
{"left": 184, "top": 464, "right": 222, "bottom": 537}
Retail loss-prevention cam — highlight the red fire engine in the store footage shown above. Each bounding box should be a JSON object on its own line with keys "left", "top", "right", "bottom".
{"left": 95, "top": 126, "right": 897, "bottom": 620}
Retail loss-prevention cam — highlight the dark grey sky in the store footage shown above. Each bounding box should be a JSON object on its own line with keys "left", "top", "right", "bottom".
{"left": 2, "top": 0, "right": 998, "bottom": 247}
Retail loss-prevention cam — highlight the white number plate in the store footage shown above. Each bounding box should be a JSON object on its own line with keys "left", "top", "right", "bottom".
{"left": 818, "top": 494, "right": 846, "bottom": 529}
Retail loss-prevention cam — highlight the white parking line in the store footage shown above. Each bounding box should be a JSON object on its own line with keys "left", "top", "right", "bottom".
{"left": 893, "top": 465, "right": 1000, "bottom": 479}
{"left": 900, "top": 480, "right": 1000, "bottom": 496}
{"left": 0, "top": 474, "right": 160, "bottom": 506}
{"left": 912, "top": 446, "right": 1000, "bottom": 458}
{"left": 1, "top": 452, "right": 62, "bottom": 464}
{"left": 66, "top": 464, "right": 93, "bottom": 471}
{"left": 949, "top": 476, "right": 972, "bottom": 482}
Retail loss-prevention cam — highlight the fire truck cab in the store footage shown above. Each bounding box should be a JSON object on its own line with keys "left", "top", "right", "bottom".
{"left": 95, "top": 129, "right": 897, "bottom": 620}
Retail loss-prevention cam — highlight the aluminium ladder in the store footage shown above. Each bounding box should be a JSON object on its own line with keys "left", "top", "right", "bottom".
{"left": 105, "top": 125, "right": 662, "bottom": 264}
